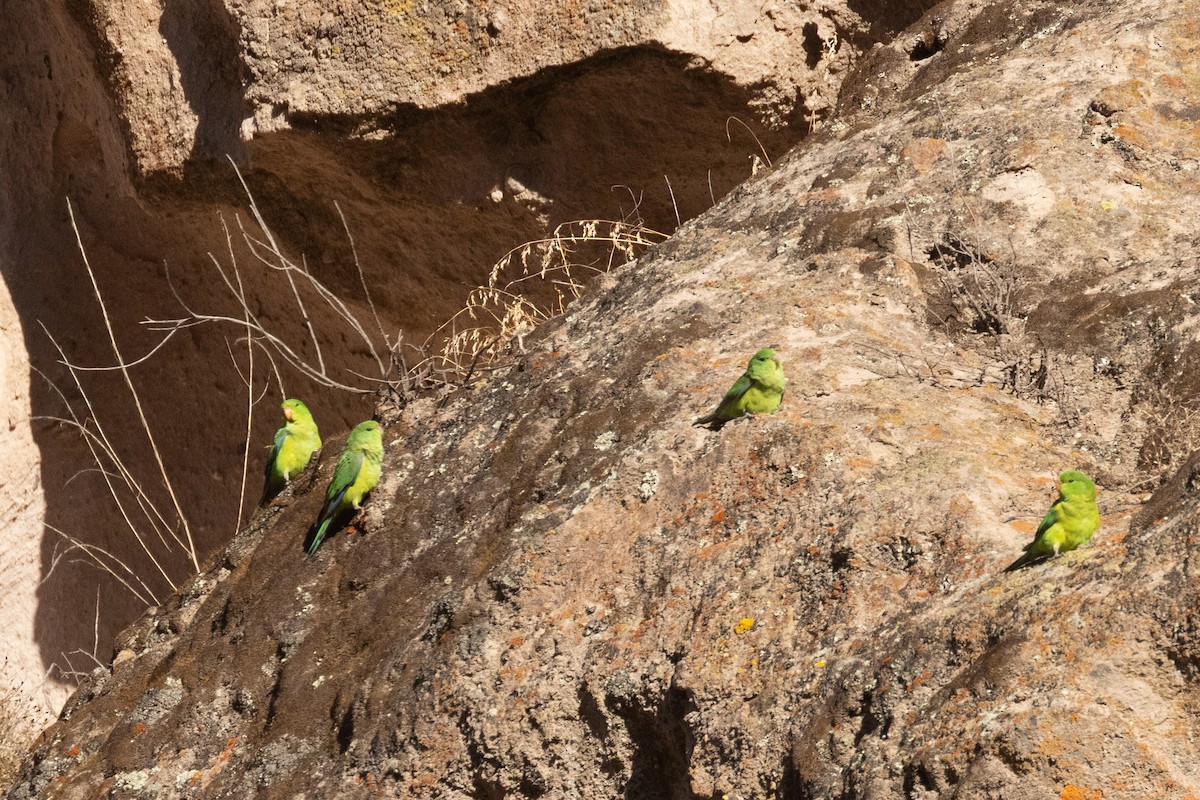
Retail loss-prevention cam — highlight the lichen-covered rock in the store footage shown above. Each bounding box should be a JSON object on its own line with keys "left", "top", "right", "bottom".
{"left": 9, "top": 0, "right": 1200, "bottom": 797}
{"left": 2, "top": 0, "right": 831, "bottom": 706}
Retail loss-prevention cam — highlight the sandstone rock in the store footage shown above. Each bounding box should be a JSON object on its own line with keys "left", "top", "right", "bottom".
{"left": 14, "top": 0, "right": 1200, "bottom": 796}
{"left": 8, "top": 0, "right": 1200, "bottom": 797}
{"left": 3, "top": 0, "right": 843, "bottom": 709}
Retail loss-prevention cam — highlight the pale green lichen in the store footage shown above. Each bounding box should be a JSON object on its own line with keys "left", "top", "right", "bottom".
{"left": 638, "top": 471, "right": 659, "bottom": 502}
{"left": 593, "top": 431, "right": 618, "bottom": 451}
{"left": 115, "top": 770, "right": 149, "bottom": 791}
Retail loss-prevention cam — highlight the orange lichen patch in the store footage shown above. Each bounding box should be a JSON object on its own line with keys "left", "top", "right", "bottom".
{"left": 1007, "top": 519, "right": 1038, "bottom": 535}
{"left": 497, "top": 665, "right": 530, "bottom": 683}
{"left": 1094, "top": 79, "right": 1149, "bottom": 112}
{"left": 1035, "top": 736, "right": 1067, "bottom": 759}
{"left": 132, "top": 722, "right": 147, "bottom": 736}
{"left": 904, "top": 137, "right": 948, "bottom": 174}
{"left": 922, "top": 424, "right": 946, "bottom": 440}
{"left": 365, "top": 772, "right": 380, "bottom": 793}
{"left": 189, "top": 737, "right": 238, "bottom": 789}
{"left": 1156, "top": 73, "right": 1187, "bottom": 92}
{"left": 1110, "top": 122, "right": 1151, "bottom": 149}
{"left": 1061, "top": 785, "right": 1102, "bottom": 800}
{"left": 907, "top": 669, "right": 931, "bottom": 692}
{"left": 734, "top": 617, "right": 755, "bottom": 635}
{"left": 947, "top": 495, "right": 974, "bottom": 516}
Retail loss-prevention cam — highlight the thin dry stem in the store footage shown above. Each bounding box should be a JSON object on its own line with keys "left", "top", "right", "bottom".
{"left": 42, "top": 524, "right": 158, "bottom": 606}
{"left": 232, "top": 248, "right": 256, "bottom": 538}
{"left": 35, "top": 338, "right": 183, "bottom": 592}
{"left": 725, "top": 116, "right": 773, "bottom": 168}
{"left": 335, "top": 200, "right": 396, "bottom": 378}
{"left": 66, "top": 200, "right": 199, "bottom": 572}
{"left": 227, "top": 161, "right": 327, "bottom": 375}
{"left": 664, "top": 175, "right": 681, "bottom": 229}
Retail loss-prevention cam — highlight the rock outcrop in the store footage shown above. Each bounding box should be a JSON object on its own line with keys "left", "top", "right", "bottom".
{"left": 5, "top": 0, "right": 873, "bottom": 714}
{"left": 84, "top": 0, "right": 926, "bottom": 176}
{"left": 8, "top": 0, "right": 1200, "bottom": 797}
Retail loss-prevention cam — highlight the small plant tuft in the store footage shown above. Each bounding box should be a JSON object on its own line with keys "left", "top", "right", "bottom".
{"left": 433, "top": 218, "right": 667, "bottom": 379}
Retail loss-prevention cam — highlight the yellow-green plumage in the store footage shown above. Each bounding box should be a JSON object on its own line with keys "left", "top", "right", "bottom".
{"left": 1005, "top": 470, "right": 1100, "bottom": 571}
{"left": 694, "top": 348, "right": 787, "bottom": 427}
{"left": 260, "top": 399, "right": 321, "bottom": 504}
{"left": 307, "top": 420, "right": 383, "bottom": 556}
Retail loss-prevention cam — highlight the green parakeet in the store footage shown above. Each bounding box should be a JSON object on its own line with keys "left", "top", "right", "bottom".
{"left": 307, "top": 420, "right": 383, "bottom": 555}
{"left": 1005, "top": 470, "right": 1100, "bottom": 571}
{"left": 694, "top": 348, "right": 787, "bottom": 427}
{"left": 260, "top": 399, "right": 322, "bottom": 504}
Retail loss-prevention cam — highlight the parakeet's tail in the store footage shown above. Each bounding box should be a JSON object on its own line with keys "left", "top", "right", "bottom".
{"left": 693, "top": 412, "right": 724, "bottom": 428}
{"left": 306, "top": 518, "right": 332, "bottom": 556}
{"left": 1003, "top": 548, "right": 1047, "bottom": 572}
{"left": 259, "top": 478, "right": 282, "bottom": 507}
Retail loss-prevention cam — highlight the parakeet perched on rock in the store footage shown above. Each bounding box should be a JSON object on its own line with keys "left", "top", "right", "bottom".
{"left": 260, "top": 399, "right": 322, "bottom": 504}
{"left": 1005, "top": 470, "right": 1100, "bottom": 571}
{"left": 307, "top": 420, "right": 383, "bottom": 555}
{"left": 694, "top": 348, "right": 787, "bottom": 427}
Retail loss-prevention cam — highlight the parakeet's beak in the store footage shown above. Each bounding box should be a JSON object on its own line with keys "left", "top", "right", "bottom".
{"left": 284, "top": 407, "right": 294, "bottom": 422}
{"left": 772, "top": 354, "right": 782, "bottom": 368}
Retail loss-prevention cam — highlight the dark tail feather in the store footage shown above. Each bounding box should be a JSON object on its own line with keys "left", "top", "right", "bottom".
{"left": 305, "top": 518, "right": 331, "bottom": 556}
{"left": 1004, "top": 548, "right": 1047, "bottom": 572}
{"left": 259, "top": 475, "right": 282, "bottom": 507}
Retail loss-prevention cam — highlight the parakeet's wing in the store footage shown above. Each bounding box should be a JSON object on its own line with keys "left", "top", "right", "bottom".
{"left": 308, "top": 449, "right": 365, "bottom": 556}
{"left": 1034, "top": 504, "right": 1059, "bottom": 538}
{"left": 712, "top": 373, "right": 754, "bottom": 418}
{"left": 695, "top": 373, "right": 752, "bottom": 425}
{"left": 264, "top": 426, "right": 287, "bottom": 479}
{"left": 1005, "top": 503, "right": 1061, "bottom": 572}
{"left": 259, "top": 426, "right": 291, "bottom": 505}
{"left": 721, "top": 373, "right": 752, "bottom": 404}
{"left": 319, "top": 449, "right": 365, "bottom": 522}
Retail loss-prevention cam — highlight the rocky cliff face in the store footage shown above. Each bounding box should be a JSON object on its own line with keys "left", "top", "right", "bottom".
{"left": 2, "top": 0, "right": 864, "bottom": 717}
{"left": 8, "top": 0, "right": 1200, "bottom": 797}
